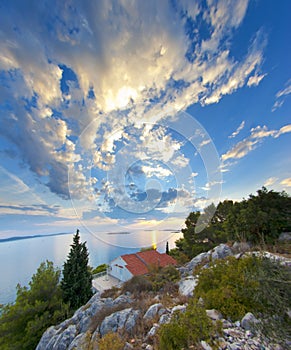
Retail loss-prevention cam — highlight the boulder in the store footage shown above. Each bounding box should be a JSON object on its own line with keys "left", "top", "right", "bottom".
{"left": 68, "top": 332, "right": 90, "bottom": 350}
{"left": 211, "top": 244, "right": 232, "bottom": 260}
{"left": 113, "top": 294, "right": 132, "bottom": 306}
{"left": 171, "top": 304, "right": 187, "bottom": 314}
{"left": 48, "top": 325, "right": 77, "bottom": 350}
{"left": 178, "top": 276, "right": 198, "bottom": 296}
{"left": 147, "top": 323, "right": 160, "bottom": 337}
{"left": 232, "top": 241, "right": 251, "bottom": 253}
{"left": 159, "top": 313, "right": 171, "bottom": 324}
{"left": 100, "top": 308, "right": 140, "bottom": 336}
{"left": 185, "top": 252, "right": 209, "bottom": 273}
{"left": 206, "top": 309, "right": 223, "bottom": 321}
{"left": 145, "top": 345, "right": 153, "bottom": 350}
{"left": 241, "top": 312, "right": 259, "bottom": 331}
{"left": 182, "top": 244, "right": 233, "bottom": 276}
{"left": 278, "top": 232, "right": 291, "bottom": 242}
{"left": 143, "top": 303, "right": 163, "bottom": 320}
{"left": 36, "top": 326, "right": 58, "bottom": 350}
{"left": 200, "top": 340, "right": 212, "bottom": 350}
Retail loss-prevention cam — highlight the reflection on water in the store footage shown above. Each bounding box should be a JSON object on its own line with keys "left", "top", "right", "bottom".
{"left": 0, "top": 230, "right": 181, "bottom": 305}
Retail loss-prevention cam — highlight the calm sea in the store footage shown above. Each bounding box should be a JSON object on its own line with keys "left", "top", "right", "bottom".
{"left": 0, "top": 230, "right": 181, "bottom": 305}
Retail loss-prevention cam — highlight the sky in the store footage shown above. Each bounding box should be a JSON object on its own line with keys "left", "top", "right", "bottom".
{"left": 0, "top": 0, "right": 290, "bottom": 240}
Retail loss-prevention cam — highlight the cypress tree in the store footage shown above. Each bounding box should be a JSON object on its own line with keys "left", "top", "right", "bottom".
{"left": 61, "top": 229, "right": 93, "bottom": 310}
{"left": 166, "top": 241, "right": 169, "bottom": 255}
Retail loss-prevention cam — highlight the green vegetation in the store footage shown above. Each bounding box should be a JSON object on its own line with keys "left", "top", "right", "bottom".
{"left": 158, "top": 255, "right": 290, "bottom": 347}
{"left": 122, "top": 275, "right": 153, "bottom": 294}
{"left": 195, "top": 255, "right": 291, "bottom": 341}
{"left": 61, "top": 229, "right": 93, "bottom": 310}
{"left": 121, "top": 265, "right": 180, "bottom": 295}
{"left": 98, "top": 332, "right": 124, "bottom": 350}
{"left": 148, "top": 264, "right": 180, "bottom": 292}
{"left": 175, "top": 187, "right": 290, "bottom": 259}
{"left": 0, "top": 229, "right": 96, "bottom": 349}
{"left": 166, "top": 241, "right": 169, "bottom": 254}
{"left": 0, "top": 261, "right": 69, "bottom": 350}
{"left": 159, "top": 300, "right": 218, "bottom": 349}
{"left": 92, "top": 263, "right": 108, "bottom": 275}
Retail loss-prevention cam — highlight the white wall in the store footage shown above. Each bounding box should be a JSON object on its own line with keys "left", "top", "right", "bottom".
{"left": 108, "top": 256, "right": 133, "bottom": 282}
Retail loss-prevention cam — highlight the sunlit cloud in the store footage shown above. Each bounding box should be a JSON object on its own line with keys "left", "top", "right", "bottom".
{"left": 247, "top": 73, "right": 266, "bottom": 87}
{"left": 229, "top": 121, "right": 245, "bottom": 138}
{"left": 272, "top": 79, "right": 291, "bottom": 111}
{"left": 222, "top": 124, "right": 291, "bottom": 162}
{"left": 280, "top": 178, "right": 291, "bottom": 187}
{"left": 0, "top": 0, "right": 266, "bottom": 203}
{"left": 263, "top": 177, "right": 278, "bottom": 187}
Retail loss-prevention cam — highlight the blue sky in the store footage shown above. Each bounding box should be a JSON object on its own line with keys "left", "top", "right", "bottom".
{"left": 0, "top": 0, "right": 290, "bottom": 239}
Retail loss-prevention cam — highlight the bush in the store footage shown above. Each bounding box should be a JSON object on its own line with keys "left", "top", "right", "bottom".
{"left": 195, "top": 255, "right": 291, "bottom": 343}
{"left": 158, "top": 300, "right": 216, "bottom": 350}
{"left": 100, "top": 286, "right": 120, "bottom": 299}
{"left": 92, "top": 264, "right": 108, "bottom": 275}
{"left": 148, "top": 264, "right": 180, "bottom": 292}
{"left": 0, "top": 261, "right": 69, "bottom": 350}
{"left": 98, "top": 332, "right": 124, "bottom": 350}
{"left": 121, "top": 275, "right": 153, "bottom": 294}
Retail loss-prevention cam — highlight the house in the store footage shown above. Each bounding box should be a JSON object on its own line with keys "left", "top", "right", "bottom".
{"left": 108, "top": 250, "right": 177, "bottom": 282}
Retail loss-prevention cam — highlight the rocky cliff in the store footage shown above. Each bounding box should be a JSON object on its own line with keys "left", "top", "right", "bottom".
{"left": 37, "top": 244, "right": 290, "bottom": 350}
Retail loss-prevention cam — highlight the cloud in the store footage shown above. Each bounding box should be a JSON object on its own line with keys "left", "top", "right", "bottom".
{"left": 263, "top": 177, "right": 278, "bottom": 187}
{"left": 247, "top": 73, "right": 266, "bottom": 87}
{"left": 221, "top": 124, "right": 291, "bottom": 162}
{"left": 0, "top": 0, "right": 265, "bottom": 201}
{"left": 229, "top": 121, "right": 245, "bottom": 138}
{"left": 0, "top": 204, "right": 60, "bottom": 216}
{"left": 280, "top": 178, "right": 291, "bottom": 187}
{"left": 272, "top": 80, "right": 291, "bottom": 111}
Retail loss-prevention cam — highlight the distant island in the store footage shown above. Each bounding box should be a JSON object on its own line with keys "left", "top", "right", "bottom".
{"left": 0, "top": 232, "right": 72, "bottom": 243}
{"left": 106, "top": 231, "right": 131, "bottom": 235}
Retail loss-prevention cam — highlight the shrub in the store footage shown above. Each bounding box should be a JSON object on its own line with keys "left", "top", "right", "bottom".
{"left": 92, "top": 264, "right": 108, "bottom": 275}
{"left": 98, "top": 332, "right": 124, "bottom": 350}
{"left": 158, "top": 300, "right": 216, "bottom": 350}
{"left": 195, "top": 255, "right": 291, "bottom": 343}
{"left": 100, "top": 286, "right": 120, "bottom": 299}
{"left": 121, "top": 275, "right": 153, "bottom": 294}
{"left": 148, "top": 265, "right": 180, "bottom": 292}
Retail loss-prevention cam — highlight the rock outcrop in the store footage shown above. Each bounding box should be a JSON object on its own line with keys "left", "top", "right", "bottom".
{"left": 36, "top": 243, "right": 290, "bottom": 350}
{"left": 180, "top": 243, "right": 232, "bottom": 276}
{"left": 99, "top": 307, "right": 140, "bottom": 336}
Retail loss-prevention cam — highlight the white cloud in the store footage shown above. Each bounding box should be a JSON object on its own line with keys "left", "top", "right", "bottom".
{"left": 199, "top": 139, "right": 211, "bottom": 148}
{"left": 263, "top": 177, "right": 278, "bottom": 187}
{"left": 229, "top": 121, "right": 245, "bottom": 138}
{"left": 272, "top": 80, "right": 291, "bottom": 111}
{"left": 222, "top": 124, "right": 291, "bottom": 162}
{"left": 142, "top": 165, "right": 172, "bottom": 178}
{"left": 247, "top": 73, "right": 266, "bottom": 87}
{"left": 0, "top": 0, "right": 265, "bottom": 202}
{"left": 280, "top": 178, "right": 291, "bottom": 187}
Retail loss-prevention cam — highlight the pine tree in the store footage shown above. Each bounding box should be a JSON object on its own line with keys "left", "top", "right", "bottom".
{"left": 61, "top": 229, "right": 93, "bottom": 310}
{"left": 0, "top": 261, "right": 69, "bottom": 350}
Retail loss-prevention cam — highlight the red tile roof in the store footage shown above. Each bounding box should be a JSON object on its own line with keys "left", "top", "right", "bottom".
{"left": 121, "top": 250, "right": 177, "bottom": 276}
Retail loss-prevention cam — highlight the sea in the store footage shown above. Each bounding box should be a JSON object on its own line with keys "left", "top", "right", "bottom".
{"left": 0, "top": 229, "right": 182, "bottom": 305}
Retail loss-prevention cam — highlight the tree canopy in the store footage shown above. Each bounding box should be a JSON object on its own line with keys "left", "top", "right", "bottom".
{"left": 174, "top": 187, "right": 290, "bottom": 259}
{"left": 0, "top": 261, "right": 69, "bottom": 350}
{"left": 61, "top": 229, "right": 93, "bottom": 310}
